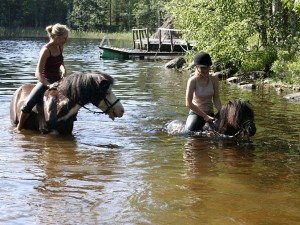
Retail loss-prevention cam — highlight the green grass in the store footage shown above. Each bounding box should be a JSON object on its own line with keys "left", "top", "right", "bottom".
{"left": 0, "top": 27, "right": 45, "bottom": 38}
{"left": 70, "top": 30, "right": 131, "bottom": 40}
{"left": 0, "top": 27, "right": 132, "bottom": 40}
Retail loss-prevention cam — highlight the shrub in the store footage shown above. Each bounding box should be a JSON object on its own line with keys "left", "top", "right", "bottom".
{"left": 239, "top": 47, "right": 278, "bottom": 74}
{"left": 271, "top": 51, "right": 300, "bottom": 84}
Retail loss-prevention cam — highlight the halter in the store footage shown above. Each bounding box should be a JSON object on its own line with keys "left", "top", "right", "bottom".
{"left": 233, "top": 120, "right": 255, "bottom": 138}
{"left": 205, "top": 119, "right": 254, "bottom": 139}
{"left": 79, "top": 97, "right": 120, "bottom": 115}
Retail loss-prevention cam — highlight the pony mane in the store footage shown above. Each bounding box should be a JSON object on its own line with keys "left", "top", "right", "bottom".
{"left": 218, "top": 99, "right": 254, "bottom": 133}
{"left": 58, "top": 72, "right": 115, "bottom": 104}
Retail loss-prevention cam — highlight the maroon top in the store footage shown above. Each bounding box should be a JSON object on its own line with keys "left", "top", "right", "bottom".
{"left": 42, "top": 45, "right": 64, "bottom": 81}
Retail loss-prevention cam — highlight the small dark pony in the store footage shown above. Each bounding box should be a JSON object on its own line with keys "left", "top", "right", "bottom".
{"left": 215, "top": 99, "right": 256, "bottom": 137}
{"left": 10, "top": 72, "right": 124, "bottom": 135}
{"left": 167, "top": 99, "right": 256, "bottom": 138}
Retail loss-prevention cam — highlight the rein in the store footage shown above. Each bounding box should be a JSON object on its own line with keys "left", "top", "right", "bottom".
{"left": 79, "top": 97, "right": 120, "bottom": 114}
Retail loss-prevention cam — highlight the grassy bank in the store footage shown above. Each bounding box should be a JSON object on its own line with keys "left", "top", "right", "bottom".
{"left": 0, "top": 27, "right": 131, "bottom": 40}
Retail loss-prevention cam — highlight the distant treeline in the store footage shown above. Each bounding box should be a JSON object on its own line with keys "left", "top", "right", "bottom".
{"left": 0, "top": 0, "right": 168, "bottom": 32}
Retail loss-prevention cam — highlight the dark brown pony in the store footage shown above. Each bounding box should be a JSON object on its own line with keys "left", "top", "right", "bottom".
{"left": 167, "top": 99, "right": 256, "bottom": 138}
{"left": 10, "top": 72, "right": 124, "bottom": 135}
{"left": 215, "top": 99, "right": 256, "bottom": 137}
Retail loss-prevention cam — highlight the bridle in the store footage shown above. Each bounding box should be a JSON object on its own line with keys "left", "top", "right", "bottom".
{"left": 79, "top": 97, "right": 120, "bottom": 115}
{"left": 205, "top": 119, "right": 254, "bottom": 139}
{"left": 233, "top": 120, "right": 255, "bottom": 139}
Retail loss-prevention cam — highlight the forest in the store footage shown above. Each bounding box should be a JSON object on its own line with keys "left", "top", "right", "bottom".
{"left": 0, "top": 0, "right": 299, "bottom": 84}
{"left": 0, "top": 0, "right": 165, "bottom": 32}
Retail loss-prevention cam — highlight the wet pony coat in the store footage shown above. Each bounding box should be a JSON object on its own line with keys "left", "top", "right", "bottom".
{"left": 10, "top": 72, "right": 124, "bottom": 134}
{"left": 167, "top": 99, "right": 256, "bottom": 138}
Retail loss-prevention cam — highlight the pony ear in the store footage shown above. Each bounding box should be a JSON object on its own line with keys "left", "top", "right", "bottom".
{"left": 89, "top": 76, "right": 99, "bottom": 90}
{"left": 100, "top": 80, "right": 111, "bottom": 90}
{"left": 228, "top": 100, "right": 232, "bottom": 104}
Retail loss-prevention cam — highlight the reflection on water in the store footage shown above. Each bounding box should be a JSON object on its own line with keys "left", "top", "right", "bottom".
{"left": 1, "top": 38, "right": 300, "bottom": 224}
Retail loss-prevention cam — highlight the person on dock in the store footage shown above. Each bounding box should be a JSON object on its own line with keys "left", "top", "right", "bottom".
{"left": 185, "top": 51, "right": 222, "bottom": 131}
{"left": 16, "top": 23, "right": 69, "bottom": 131}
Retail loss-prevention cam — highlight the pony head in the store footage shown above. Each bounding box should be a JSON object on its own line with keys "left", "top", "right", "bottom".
{"left": 96, "top": 83, "right": 124, "bottom": 120}
{"left": 59, "top": 72, "right": 124, "bottom": 120}
{"left": 218, "top": 99, "right": 256, "bottom": 137}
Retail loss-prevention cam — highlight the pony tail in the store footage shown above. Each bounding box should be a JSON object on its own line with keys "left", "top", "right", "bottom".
{"left": 45, "top": 25, "right": 53, "bottom": 38}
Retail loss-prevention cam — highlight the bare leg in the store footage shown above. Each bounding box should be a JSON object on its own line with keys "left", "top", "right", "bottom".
{"left": 16, "top": 111, "right": 30, "bottom": 131}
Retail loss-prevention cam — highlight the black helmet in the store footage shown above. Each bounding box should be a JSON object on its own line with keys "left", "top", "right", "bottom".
{"left": 193, "top": 51, "right": 212, "bottom": 67}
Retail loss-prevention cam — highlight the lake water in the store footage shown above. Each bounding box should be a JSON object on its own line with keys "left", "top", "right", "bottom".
{"left": 0, "top": 38, "right": 300, "bottom": 225}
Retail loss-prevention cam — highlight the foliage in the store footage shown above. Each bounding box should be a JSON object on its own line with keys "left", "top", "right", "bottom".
{"left": 132, "top": 0, "right": 166, "bottom": 30}
{"left": 271, "top": 51, "right": 300, "bottom": 84}
{"left": 167, "top": 0, "right": 300, "bottom": 84}
{"left": 0, "top": 0, "right": 169, "bottom": 32}
{"left": 69, "top": 0, "right": 110, "bottom": 31}
{"left": 239, "top": 47, "right": 278, "bottom": 74}
{"left": 0, "top": 0, "right": 71, "bottom": 28}
{"left": 167, "top": 0, "right": 257, "bottom": 67}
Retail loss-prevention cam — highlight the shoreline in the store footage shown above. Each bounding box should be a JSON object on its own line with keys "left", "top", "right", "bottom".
{"left": 0, "top": 28, "right": 132, "bottom": 40}
{"left": 224, "top": 75, "right": 300, "bottom": 103}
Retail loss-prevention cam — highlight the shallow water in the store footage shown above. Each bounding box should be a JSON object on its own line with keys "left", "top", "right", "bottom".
{"left": 1, "top": 38, "right": 300, "bottom": 225}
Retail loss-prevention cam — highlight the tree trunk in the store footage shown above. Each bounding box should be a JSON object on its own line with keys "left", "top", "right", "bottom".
{"left": 258, "top": 0, "right": 268, "bottom": 47}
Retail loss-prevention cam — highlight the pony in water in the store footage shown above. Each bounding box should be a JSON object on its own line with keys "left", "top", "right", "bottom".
{"left": 10, "top": 72, "right": 124, "bottom": 135}
{"left": 167, "top": 99, "right": 256, "bottom": 139}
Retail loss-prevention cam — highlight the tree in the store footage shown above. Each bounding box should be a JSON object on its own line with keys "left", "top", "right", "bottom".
{"left": 0, "top": 0, "right": 70, "bottom": 28}
{"left": 69, "top": 0, "right": 110, "bottom": 31}
{"left": 133, "top": 0, "right": 167, "bottom": 30}
{"left": 167, "top": 0, "right": 300, "bottom": 74}
{"left": 0, "top": 0, "right": 170, "bottom": 32}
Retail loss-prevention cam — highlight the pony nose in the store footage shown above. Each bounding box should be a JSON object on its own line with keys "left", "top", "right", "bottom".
{"left": 115, "top": 107, "right": 124, "bottom": 117}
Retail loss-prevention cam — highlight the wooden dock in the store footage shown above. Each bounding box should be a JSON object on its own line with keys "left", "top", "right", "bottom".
{"left": 99, "top": 46, "right": 186, "bottom": 60}
{"left": 99, "top": 28, "right": 194, "bottom": 60}
{"left": 132, "top": 28, "right": 194, "bottom": 52}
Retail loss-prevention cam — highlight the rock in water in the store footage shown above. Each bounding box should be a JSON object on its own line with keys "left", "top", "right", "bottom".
{"left": 165, "top": 57, "right": 186, "bottom": 69}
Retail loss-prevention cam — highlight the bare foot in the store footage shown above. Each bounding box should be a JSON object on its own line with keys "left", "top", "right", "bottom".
{"left": 13, "top": 127, "right": 22, "bottom": 133}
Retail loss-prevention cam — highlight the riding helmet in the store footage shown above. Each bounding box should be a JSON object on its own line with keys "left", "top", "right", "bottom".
{"left": 193, "top": 51, "right": 212, "bottom": 67}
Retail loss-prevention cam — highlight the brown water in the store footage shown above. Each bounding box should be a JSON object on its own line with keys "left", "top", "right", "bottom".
{"left": 0, "top": 38, "right": 300, "bottom": 225}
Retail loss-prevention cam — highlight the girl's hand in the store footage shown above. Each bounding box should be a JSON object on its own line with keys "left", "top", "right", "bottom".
{"left": 204, "top": 115, "right": 214, "bottom": 123}
{"left": 61, "top": 71, "right": 66, "bottom": 78}
{"left": 47, "top": 82, "right": 59, "bottom": 90}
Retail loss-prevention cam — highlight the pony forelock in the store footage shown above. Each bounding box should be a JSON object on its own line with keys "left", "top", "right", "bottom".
{"left": 58, "top": 72, "right": 115, "bottom": 104}
{"left": 218, "top": 99, "right": 254, "bottom": 134}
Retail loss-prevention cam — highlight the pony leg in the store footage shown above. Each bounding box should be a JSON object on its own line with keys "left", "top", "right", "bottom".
{"left": 167, "top": 120, "right": 186, "bottom": 135}
{"left": 36, "top": 102, "right": 49, "bottom": 134}
{"left": 16, "top": 111, "right": 30, "bottom": 131}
